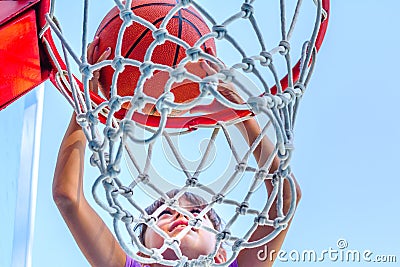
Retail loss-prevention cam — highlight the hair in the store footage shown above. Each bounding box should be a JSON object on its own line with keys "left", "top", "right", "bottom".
{"left": 136, "top": 189, "right": 223, "bottom": 246}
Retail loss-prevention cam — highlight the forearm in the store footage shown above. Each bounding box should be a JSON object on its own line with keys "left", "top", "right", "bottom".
{"left": 236, "top": 117, "right": 280, "bottom": 171}
{"left": 53, "top": 114, "right": 86, "bottom": 205}
{"left": 52, "top": 115, "right": 126, "bottom": 267}
{"left": 236, "top": 117, "right": 302, "bottom": 264}
{"left": 237, "top": 116, "right": 300, "bottom": 206}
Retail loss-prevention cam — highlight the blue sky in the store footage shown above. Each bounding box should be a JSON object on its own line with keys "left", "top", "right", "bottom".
{"left": 1, "top": 1, "right": 400, "bottom": 266}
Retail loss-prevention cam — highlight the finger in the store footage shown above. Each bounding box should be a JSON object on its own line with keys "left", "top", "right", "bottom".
{"left": 217, "top": 83, "right": 244, "bottom": 104}
{"left": 208, "top": 55, "right": 227, "bottom": 72}
{"left": 87, "top": 36, "right": 99, "bottom": 64}
{"left": 90, "top": 47, "right": 111, "bottom": 85}
{"left": 189, "top": 99, "right": 224, "bottom": 114}
{"left": 200, "top": 60, "right": 217, "bottom": 76}
{"left": 97, "top": 47, "right": 112, "bottom": 63}
{"left": 89, "top": 74, "right": 99, "bottom": 94}
{"left": 207, "top": 59, "right": 221, "bottom": 73}
{"left": 89, "top": 46, "right": 111, "bottom": 95}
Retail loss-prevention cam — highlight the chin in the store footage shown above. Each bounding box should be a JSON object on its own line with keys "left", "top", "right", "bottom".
{"left": 159, "top": 236, "right": 214, "bottom": 261}
{"left": 180, "top": 236, "right": 215, "bottom": 259}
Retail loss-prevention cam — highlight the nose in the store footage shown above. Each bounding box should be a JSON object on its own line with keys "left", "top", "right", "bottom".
{"left": 174, "top": 212, "right": 188, "bottom": 220}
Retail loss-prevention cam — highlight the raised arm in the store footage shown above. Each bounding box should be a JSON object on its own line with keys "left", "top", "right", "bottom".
{"left": 52, "top": 37, "right": 126, "bottom": 267}
{"left": 196, "top": 59, "right": 301, "bottom": 266}
{"left": 235, "top": 118, "right": 301, "bottom": 267}
{"left": 53, "top": 114, "right": 126, "bottom": 267}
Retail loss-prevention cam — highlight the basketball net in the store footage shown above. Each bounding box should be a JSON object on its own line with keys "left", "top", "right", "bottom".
{"left": 39, "top": 0, "right": 329, "bottom": 266}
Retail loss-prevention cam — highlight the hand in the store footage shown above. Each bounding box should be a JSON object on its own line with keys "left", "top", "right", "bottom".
{"left": 190, "top": 60, "right": 244, "bottom": 114}
{"left": 87, "top": 36, "right": 111, "bottom": 94}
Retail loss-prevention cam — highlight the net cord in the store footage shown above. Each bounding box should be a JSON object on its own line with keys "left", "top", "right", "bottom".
{"left": 38, "top": 0, "right": 329, "bottom": 266}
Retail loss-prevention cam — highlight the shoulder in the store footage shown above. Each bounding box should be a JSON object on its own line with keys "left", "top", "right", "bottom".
{"left": 125, "top": 255, "right": 142, "bottom": 267}
{"left": 229, "top": 258, "right": 239, "bottom": 267}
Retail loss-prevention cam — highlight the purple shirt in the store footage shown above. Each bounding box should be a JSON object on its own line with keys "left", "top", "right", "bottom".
{"left": 125, "top": 255, "right": 239, "bottom": 267}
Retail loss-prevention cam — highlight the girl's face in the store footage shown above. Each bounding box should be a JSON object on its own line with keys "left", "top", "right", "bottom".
{"left": 143, "top": 198, "right": 224, "bottom": 262}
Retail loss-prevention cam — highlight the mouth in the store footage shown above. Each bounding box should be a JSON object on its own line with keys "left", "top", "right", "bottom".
{"left": 169, "top": 219, "right": 189, "bottom": 232}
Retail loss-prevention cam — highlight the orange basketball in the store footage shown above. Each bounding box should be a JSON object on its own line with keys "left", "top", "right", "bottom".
{"left": 93, "top": 0, "right": 216, "bottom": 114}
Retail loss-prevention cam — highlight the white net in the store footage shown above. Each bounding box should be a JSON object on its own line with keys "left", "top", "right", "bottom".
{"left": 40, "top": 0, "right": 329, "bottom": 266}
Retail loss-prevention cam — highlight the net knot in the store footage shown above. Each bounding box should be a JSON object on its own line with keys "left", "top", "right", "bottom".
{"left": 107, "top": 163, "right": 121, "bottom": 178}
{"left": 212, "top": 194, "right": 225, "bottom": 204}
{"left": 278, "top": 165, "right": 291, "bottom": 178}
{"left": 121, "top": 213, "right": 134, "bottom": 224}
{"left": 271, "top": 93, "right": 287, "bottom": 109}
{"left": 269, "top": 95, "right": 282, "bottom": 109}
{"left": 90, "top": 152, "right": 109, "bottom": 167}
{"left": 110, "top": 206, "right": 124, "bottom": 219}
{"left": 149, "top": 249, "right": 163, "bottom": 262}
{"left": 112, "top": 209, "right": 132, "bottom": 223}
{"left": 220, "top": 69, "right": 235, "bottom": 83}
{"left": 201, "top": 76, "right": 219, "bottom": 86}
{"left": 216, "top": 231, "right": 231, "bottom": 242}
{"left": 170, "top": 67, "right": 187, "bottom": 82}
{"left": 180, "top": 0, "right": 192, "bottom": 7}
{"left": 166, "top": 198, "right": 178, "bottom": 207}
{"left": 241, "top": 3, "right": 254, "bottom": 19}
{"left": 152, "top": 28, "right": 168, "bottom": 44}
{"left": 248, "top": 96, "right": 266, "bottom": 114}
{"left": 277, "top": 147, "right": 291, "bottom": 161}
{"left": 88, "top": 140, "right": 102, "bottom": 152}
{"left": 130, "top": 92, "right": 146, "bottom": 110}
{"left": 186, "top": 47, "right": 202, "bottom": 61}
{"left": 196, "top": 256, "right": 212, "bottom": 267}
{"left": 285, "top": 129, "right": 294, "bottom": 142}
{"left": 294, "top": 83, "right": 306, "bottom": 96}
{"left": 102, "top": 177, "right": 115, "bottom": 190}
{"left": 199, "top": 78, "right": 218, "bottom": 95}
{"left": 235, "top": 162, "right": 247, "bottom": 172}
{"left": 284, "top": 141, "right": 295, "bottom": 151}
{"left": 79, "top": 62, "right": 93, "bottom": 79}
{"left": 189, "top": 217, "right": 202, "bottom": 229}
{"left": 279, "top": 40, "right": 291, "bottom": 56}
{"left": 241, "top": 57, "right": 255, "bottom": 73}
{"left": 90, "top": 153, "right": 100, "bottom": 167}
{"left": 112, "top": 56, "right": 125, "bottom": 73}
{"left": 186, "top": 177, "right": 198, "bottom": 187}
{"left": 256, "top": 168, "right": 268, "bottom": 181}
{"left": 144, "top": 216, "right": 157, "bottom": 228}
{"left": 277, "top": 93, "right": 290, "bottom": 108}
{"left": 109, "top": 96, "right": 123, "bottom": 112}
{"left": 85, "top": 110, "right": 99, "bottom": 125}
{"left": 138, "top": 173, "right": 150, "bottom": 185}
{"left": 260, "top": 51, "right": 273, "bottom": 67}
{"left": 271, "top": 173, "right": 281, "bottom": 186}
{"left": 120, "top": 119, "right": 135, "bottom": 137}
{"left": 283, "top": 87, "right": 297, "bottom": 102}
{"left": 164, "top": 238, "right": 180, "bottom": 247}
{"left": 273, "top": 218, "right": 288, "bottom": 229}
{"left": 156, "top": 92, "right": 174, "bottom": 114}
{"left": 237, "top": 202, "right": 249, "bottom": 215}
{"left": 255, "top": 215, "right": 268, "bottom": 226}
{"left": 110, "top": 187, "right": 120, "bottom": 197}
{"left": 104, "top": 126, "right": 118, "bottom": 141}
{"left": 139, "top": 61, "right": 154, "bottom": 76}
{"left": 119, "top": 8, "right": 134, "bottom": 26}
{"left": 76, "top": 113, "right": 89, "bottom": 127}
{"left": 120, "top": 186, "right": 134, "bottom": 197}
{"left": 232, "top": 239, "right": 245, "bottom": 252}
{"left": 212, "top": 25, "right": 227, "bottom": 40}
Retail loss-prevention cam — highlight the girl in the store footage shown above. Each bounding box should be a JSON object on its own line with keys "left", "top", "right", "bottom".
{"left": 52, "top": 37, "right": 301, "bottom": 267}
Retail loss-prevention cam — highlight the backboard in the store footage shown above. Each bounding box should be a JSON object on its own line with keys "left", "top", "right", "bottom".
{"left": 0, "top": 0, "right": 45, "bottom": 110}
